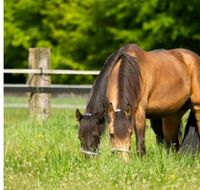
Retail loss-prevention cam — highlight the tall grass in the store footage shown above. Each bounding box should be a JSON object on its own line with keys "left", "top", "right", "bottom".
{"left": 4, "top": 106, "right": 200, "bottom": 190}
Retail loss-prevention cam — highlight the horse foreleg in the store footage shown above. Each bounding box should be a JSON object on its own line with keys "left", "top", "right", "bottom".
{"left": 135, "top": 106, "right": 146, "bottom": 156}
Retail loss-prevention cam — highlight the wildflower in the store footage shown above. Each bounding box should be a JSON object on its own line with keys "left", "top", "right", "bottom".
{"left": 37, "top": 133, "right": 44, "bottom": 140}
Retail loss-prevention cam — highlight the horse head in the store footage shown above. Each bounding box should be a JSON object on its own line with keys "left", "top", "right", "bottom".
{"left": 107, "top": 103, "right": 133, "bottom": 161}
{"left": 76, "top": 109, "right": 105, "bottom": 156}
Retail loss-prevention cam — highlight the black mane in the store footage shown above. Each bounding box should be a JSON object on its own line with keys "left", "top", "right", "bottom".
{"left": 85, "top": 51, "right": 117, "bottom": 113}
{"left": 85, "top": 44, "right": 141, "bottom": 115}
{"left": 85, "top": 47, "right": 123, "bottom": 113}
{"left": 118, "top": 53, "right": 141, "bottom": 111}
{"left": 115, "top": 45, "right": 142, "bottom": 138}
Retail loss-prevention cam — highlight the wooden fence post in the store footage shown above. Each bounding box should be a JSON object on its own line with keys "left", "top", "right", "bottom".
{"left": 28, "top": 48, "right": 51, "bottom": 120}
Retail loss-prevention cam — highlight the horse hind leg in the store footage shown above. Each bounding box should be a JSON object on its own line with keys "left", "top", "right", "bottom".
{"left": 162, "top": 115, "right": 181, "bottom": 151}
{"left": 150, "top": 118, "right": 164, "bottom": 144}
{"left": 190, "top": 64, "right": 200, "bottom": 137}
{"left": 191, "top": 101, "right": 200, "bottom": 137}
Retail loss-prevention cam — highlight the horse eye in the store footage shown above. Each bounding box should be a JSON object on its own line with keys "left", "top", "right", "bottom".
{"left": 92, "top": 133, "right": 99, "bottom": 139}
{"left": 110, "top": 133, "right": 114, "bottom": 138}
{"left": 94, "top": 135, "right": 100, "bottom": 142}
{"left": 93, "top": 134, "right": 97, "bottom": 137}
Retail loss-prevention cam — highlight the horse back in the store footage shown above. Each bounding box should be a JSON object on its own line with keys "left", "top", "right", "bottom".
{"left": 143, "top": 49, "right": 197, "bottom": 114}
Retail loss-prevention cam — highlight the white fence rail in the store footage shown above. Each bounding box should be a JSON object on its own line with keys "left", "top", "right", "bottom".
{"left": 4, "top": 69, "right": 100, "bottom": 75}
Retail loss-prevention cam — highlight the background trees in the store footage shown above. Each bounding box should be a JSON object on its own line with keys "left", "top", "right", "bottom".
{"left": 4, "top": 0, "right": 200, "bottom": 84}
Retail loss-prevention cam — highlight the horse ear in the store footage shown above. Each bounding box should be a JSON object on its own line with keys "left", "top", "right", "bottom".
{"left": 125, "top": 104, "right": 132, "bottom": 118}
{"left": 76, "top": 109, "right": 83, "bottom": 122}
{"left": 109, "top": 126, "right": 114, "bottom": 135}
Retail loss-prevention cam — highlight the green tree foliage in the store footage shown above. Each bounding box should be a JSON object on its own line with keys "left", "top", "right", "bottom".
{"left": 4, "top": 0, "right": 200, "bottom": 84}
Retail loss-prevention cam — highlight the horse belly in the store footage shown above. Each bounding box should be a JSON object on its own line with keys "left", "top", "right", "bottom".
{"left": 146, "top": 87, "right": 190, "bottom": 116}
{"left": 145, "top": 57, "right": 191, "bottom": 115}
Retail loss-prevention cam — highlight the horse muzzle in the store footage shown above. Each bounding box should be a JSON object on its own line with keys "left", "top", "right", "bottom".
{"left": 80, "top": 148, "right": 99, "bottom": 156}
{"left": 112, "top": 147, "right": 130, "bottom": 153}
{"left": 112, "top": 148, "right": 130, "bottom": 161}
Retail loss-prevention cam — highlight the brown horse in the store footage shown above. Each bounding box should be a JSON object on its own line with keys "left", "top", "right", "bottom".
{"left": 76, "top": 47, "right": 171, "bottom": 156}
{"left": 106, "top": 44, "right": 200, "bottom": 160}
{"left": 75, "top": 47, "right": 167, "bottom": 156}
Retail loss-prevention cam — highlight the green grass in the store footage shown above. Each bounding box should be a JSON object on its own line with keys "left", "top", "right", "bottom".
{"left": 4, "top": 94, "right": 87, "bottom": 106}
{"left": 4, "top": 97, "right": 200, "bottom": 190}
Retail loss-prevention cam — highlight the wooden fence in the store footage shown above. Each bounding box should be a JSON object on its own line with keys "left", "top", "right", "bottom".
{"left": 4, "top": 48, "right": 100, "bottom": 120}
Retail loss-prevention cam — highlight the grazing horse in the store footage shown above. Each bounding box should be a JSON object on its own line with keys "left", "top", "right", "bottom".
{"left": 106, "top": 44, "right": 200, "bottom": 160}
{"left": 75, "top": 47, "right": 165, "bottom": 156}
{"left": 76, "top": 50, "right": 122, "bottom": 155}
{"left": 75, "top": 47, "right": 170, "bottom": 156}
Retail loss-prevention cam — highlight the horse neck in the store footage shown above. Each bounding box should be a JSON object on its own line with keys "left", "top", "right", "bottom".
{"left": 107, "top": 54, "right": 141, "bottom": 112}
{"left": 85, "top": 50, "right": 124, "bottom": 114}
{"left": 85, "top": 92, "right": 105, "bottom": 114}
{"left": 107, "top": 60, "right": 121, "bottom": 111}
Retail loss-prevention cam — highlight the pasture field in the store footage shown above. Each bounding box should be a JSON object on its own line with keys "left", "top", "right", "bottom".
{"left": 4, "top": 95, "right": 200, "bottom": 190}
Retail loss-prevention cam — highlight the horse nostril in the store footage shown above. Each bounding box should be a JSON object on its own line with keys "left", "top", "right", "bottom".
{"left": 88, "top": 144, "right": 95, "bottom": 152}
{"left": 88, "top": 146, "right": 93, "bottom": 151}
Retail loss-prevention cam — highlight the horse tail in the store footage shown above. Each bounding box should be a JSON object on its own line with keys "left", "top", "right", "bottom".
{"left": 180, "top": 111, "right": 199, "bottom": 154}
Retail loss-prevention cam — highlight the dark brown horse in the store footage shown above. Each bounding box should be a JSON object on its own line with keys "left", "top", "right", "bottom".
{"left": 106, "top": 44, "right": 200, "bottom": 160}
{"left": 76, "top": 50, "right": 122, "bottom": 155}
